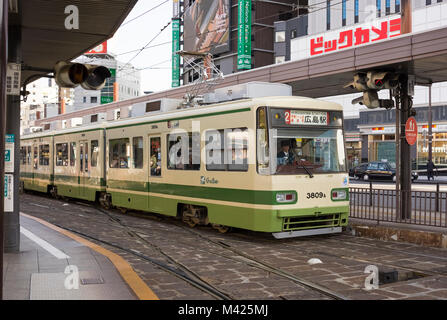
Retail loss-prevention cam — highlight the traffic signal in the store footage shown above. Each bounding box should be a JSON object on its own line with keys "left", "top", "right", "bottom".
{"left": 346, "top": 71, "right": 399, "bottom": 109}
{"left": 351, "top": 90, "right": 395, "bottom": 109}
{"left": 54, "top": 61, "right": 88, "bottom": 88}
{"left": 366, "top": 71, "right": 399, "bottom": 90}
{"left": 54, "top": 61, "right": 112, "bottom": 90}
{"left": 344, "top": 73, "right": 368, "bottom": 91}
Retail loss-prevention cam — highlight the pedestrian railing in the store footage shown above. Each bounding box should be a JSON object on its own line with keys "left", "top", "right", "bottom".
{"left": 349, "top": 183, "right": 447, "bottom": 228}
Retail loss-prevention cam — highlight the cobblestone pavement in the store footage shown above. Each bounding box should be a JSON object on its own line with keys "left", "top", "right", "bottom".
{"left": 20, "top": 192, "right": 447, "bottom": 300}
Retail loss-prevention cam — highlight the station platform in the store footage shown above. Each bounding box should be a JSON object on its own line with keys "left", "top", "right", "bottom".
{"left": 2, "top": 213, "right": 158, "bottom": 300}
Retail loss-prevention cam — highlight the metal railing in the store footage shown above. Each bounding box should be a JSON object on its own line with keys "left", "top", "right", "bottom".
{"left": 349, "top": 183, "right": 447, "bottom": 228}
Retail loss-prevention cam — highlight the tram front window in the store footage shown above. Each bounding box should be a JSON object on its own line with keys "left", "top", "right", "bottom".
{"left": 273, "top": 128, "right": 346, "bottom": 175}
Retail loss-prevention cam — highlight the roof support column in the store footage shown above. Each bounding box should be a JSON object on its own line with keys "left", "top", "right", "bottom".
{"left": 4, "top": 20, "right": 21, "bottom": 253}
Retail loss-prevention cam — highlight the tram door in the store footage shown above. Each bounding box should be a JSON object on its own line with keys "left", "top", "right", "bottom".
{"left": 148, "top": 136, "right": 162, "bottom": 211}
{"left": 79, "top": 140, "right": 89, "bottom": 198}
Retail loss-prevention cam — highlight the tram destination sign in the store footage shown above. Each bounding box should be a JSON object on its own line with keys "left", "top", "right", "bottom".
{"left": 285, "top": 110, "right": 329, "bottom": 126}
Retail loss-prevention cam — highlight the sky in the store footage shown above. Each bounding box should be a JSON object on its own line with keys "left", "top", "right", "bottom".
{"left": 107, "top": 0, "right": 174, "bottom": 94}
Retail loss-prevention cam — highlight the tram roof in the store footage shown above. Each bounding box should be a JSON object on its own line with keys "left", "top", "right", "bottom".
{"left": 21, "top": 96, "right": 343, "bottom": 140}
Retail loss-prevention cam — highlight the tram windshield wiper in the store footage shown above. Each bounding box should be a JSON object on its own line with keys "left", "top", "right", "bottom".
{"left": 297, "top": 161, "right": 314, "bottom": 178}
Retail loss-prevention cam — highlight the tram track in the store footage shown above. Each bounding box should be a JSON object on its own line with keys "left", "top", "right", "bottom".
{"left": 23, "top": 192, "right": 347, "bottom": 300}
{"left": 24, "top": 191, "right": 447, "bottom": 299}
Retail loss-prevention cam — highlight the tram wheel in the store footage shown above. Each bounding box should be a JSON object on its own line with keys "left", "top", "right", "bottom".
{"left": 99, "top": 192, "right": 112, "bottom": 210}
{"left": 181, "top": 204, "right": 208, "bottom": 228}
{"left": 212, "top": 224, "right": 231, "bottom": 234}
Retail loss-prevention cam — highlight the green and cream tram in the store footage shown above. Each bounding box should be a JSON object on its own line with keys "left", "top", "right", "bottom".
{"left": 20, "top": 83, "right": 349, "bottom": 238}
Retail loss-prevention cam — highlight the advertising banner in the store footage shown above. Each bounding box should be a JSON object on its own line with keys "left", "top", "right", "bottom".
{"left": 184, "top": 0, "right": 230, "bottom": 55}
{"left": 172, "top": 18, "right": 181, "bottom": 88}
{"left": 85, "top": 41, "right": 108, "bottom": 55}
{"left": 237, "top": 0, "right": 251, "bottom": 70}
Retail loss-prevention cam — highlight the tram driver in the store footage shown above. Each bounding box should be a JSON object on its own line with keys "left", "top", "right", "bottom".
{"left": 277, "top": 140, "right": 294, "bottom": 165}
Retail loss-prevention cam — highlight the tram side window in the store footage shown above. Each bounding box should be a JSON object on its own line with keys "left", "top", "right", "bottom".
{"left": 109, "top": 138, "right": 130, "bottom": 169}
{"left": 91, "top": 140, "right": 99, "bottom": 167}
{"left": 167, "top": 132, "right": 200, "bottom": 170}
{"left": 33, "top": 146, "right": 38, "bottom": 169}
{"left": 20, "top": 147, "right": 27, "bottom": 165}
{"left": 150, "top": 137, "right": 161, "bottom": 176}
{"left": 205, "top": 128, "right": 248, "bottom": 172}
{"left": 27, "top": 146, "right": 31, "bottom": 164}
{"left": 39, "top": 145, "right": 50, "bottom": 166}
{"left": 70, "top": 142, "right": 76, "bottom": 167}
{"left": 132, "top": 137, "right": 144, "bottom": 169}
{"left": 56, "top": 143, "right": 69, "bottom": 166}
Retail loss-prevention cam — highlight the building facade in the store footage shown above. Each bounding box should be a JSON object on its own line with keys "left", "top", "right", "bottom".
{"left": 274, "top": 0, "right": 447, "bottom": 171}
{"left": 71, "top": 53, "right": 141, "bottom": 111}
{"left": 20, "top": 77, "right": 74, "bottom": 134}
{"left": 180, "top": 0, "right": 309, "bottom": 85}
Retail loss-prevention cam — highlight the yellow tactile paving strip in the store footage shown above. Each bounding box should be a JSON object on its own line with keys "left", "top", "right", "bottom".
{"left": 21, "top": 212, "right": 159, "bottom": 300}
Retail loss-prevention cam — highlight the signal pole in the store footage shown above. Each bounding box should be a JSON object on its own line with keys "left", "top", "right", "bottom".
{"left": 400, "top": 75, "right": 412, "bottom": 220}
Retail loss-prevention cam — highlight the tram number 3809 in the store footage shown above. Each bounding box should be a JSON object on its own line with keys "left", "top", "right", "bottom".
{"left": 306, "top": 192, "right": 326, "bottom": 199}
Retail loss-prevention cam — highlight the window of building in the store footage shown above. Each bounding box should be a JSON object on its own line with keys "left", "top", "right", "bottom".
{"left": 70, "top": 142, "right": 76, "bottom": 166}
{"left": 56, "top": 143, "right": 69, "bottom": 166}
{"left": 275, "top": 31, "right": 286, "bottom": 42}
{"left": 109, "top": 138, "right": 130, "bottom": 168}
{"left": 39, "top": 144, "right": 50, "bottom": 166}
{"left": 167, "top": 132, "right": 200, "bottom": 170}
{"left": 205, "top": 128, "right": 248, "bottom": 172}
{"left": 395, "top": 0, "right": 400, "bottom": 12}
{"left": 342, "top": 0, "right": 347, "bottom": 26}
{"left": 386, "top": 0, "right": 391, "bottom": 15}
{"left": 426, "top": 0, "right": 432, "bottom": 4}
{"left": 150, "top": 137, "right": 161, "bottom": 176}
{"left": 275, "top": 56, "right": 286, "bottom": 64}
{"left": 326, "top": 0, "right": 331, "bottom": 30}
{"left": 91, "top": 140, "right": 99, "bottom": 167}
{"left": 90, "top": 96, "right": 98, "bottom": 104}
{"left": 91, "top": 114, "right": 98, "bottom": 122}
{"left": 132, "top": 137, "right": 144, "bottom": 169}
{"left": 290, "top": 29, "right": 297, "bottom": 39}
{"left": 83, "top": 97, "right": 87, "bottom": 103}
{"left": 377, "top": 0, "right": 382, "bottom": 17}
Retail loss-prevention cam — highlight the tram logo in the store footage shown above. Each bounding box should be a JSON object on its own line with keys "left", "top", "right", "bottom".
{"left": 200, "top": 176, "right": 219, "bottom": 185}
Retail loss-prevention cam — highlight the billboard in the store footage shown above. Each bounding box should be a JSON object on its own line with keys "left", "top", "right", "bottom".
{"left": 184, "top": 0, "right": 230, "bottom": 55}
{"left": 86, "top": 41, "right": 108, "bottom": 54}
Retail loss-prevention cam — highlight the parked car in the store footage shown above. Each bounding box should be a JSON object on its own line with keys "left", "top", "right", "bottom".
{"left": 349, "top": 163, "right": 368, "bottom": 178}
{"left": 353, "top": 161, "right": 418, "bottom": 182}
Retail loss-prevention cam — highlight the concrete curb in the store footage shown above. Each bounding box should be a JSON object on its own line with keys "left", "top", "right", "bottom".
{"left": 347, "top": 220, "right": 447, "bottom": 249}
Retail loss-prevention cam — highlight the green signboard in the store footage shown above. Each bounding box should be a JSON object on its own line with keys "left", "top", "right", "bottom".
{"left": 237, "top": 0, "right": 252, "bottom": 70}
{"left": 101, "top": 96, "right": 114, "bottom": 104}
{"left": 172, "top": 18, "right": 181, "bottom": 88}
{"left": 101, "top": 68, "right": 116, "bottom": 104}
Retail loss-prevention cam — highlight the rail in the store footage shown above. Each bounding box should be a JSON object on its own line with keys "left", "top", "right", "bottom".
{"left": 349, "top": 183, "right": 447, "bottom": 228}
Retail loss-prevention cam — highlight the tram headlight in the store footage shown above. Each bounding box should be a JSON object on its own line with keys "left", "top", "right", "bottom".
{"left": 276, "top": 192, "right": 296, "bottom": 203}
